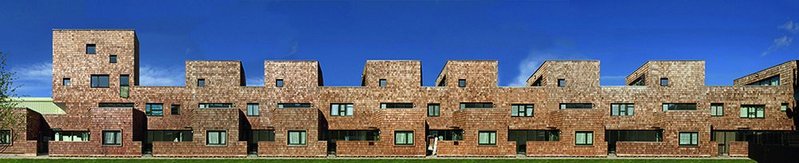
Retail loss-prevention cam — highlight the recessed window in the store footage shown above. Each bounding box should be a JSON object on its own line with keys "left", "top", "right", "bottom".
{"left": 781, "top": 103, "right": 788, "bottom": 112}
{"left": 276, "top": 79, "right": 284, "bottom": 87}
{"left": 662, "top": 103, "right": 697, "bottom": 111}
{"left": 86, "top": 44, "right": 96, "bottom": 54}
{"left": 511, "top": 104, "right": 534, "bottom": 117}
{"left": 54, "top": 131, "right": 90, "bottom": 142}
{"left": 557, "top": 79, "right": 566, "bottom": 87}
{"left": 380, "top": 103, "right": 414, "bottom": 109}
{"left": 394, "top": 131, "right": 414, "bottom": 145}
{"left": 460, "top": 102, "right": 494, "bottom": 109}
{"left": 379, "top": 79, "right": 387, "bottom": 87}
{"left": 252, "top": 130, "right": 276, "bottom": 142}
{"left": 288, "top": 130, "right": 307, "bottom": 145}
{"left": 679, "top": 132, "right": 698, "bottom": 146}
{"left": 147, "top": 130, "right": 192, "bottom": 142}
{"left": 560, "top": 103, "right": 593, "bottom": 109}
{"left": 747, "top": 75, "right": 780, "bottom": 86}
{"left": 119, "top": 75, "right": 129, "bottom": 87}
{"left": 629, "top": 76, "right": 645, "bottom": 86}
{"left": 146, "top": 103, "right": 163, "bottom": 116}
{"left": 0, "top": 130, "right": 10, "bottom": 144}
{"left": 197, "top": 79, "right": 206, "bottom": 87}
{"left": 98, "top": 103, "right": 134, "bottom": 108}
{"left": 711, "top": 103, "right": 724, "bottom": 117}
{"left": 62, "top": 78, "right": 71, "bottom": 86}
{"left": 607, "top": 130, "right": 662, "bottom": 142}
{"left": 427, "top": 104, "right": 440, "bottom": 117}
{"left": 206, "top": 130, "right": 227, "bottom": 146}
{"left": 610, "top": 103, "right": 634, "bottom": 116}
{"left": 278, "top": 103, "right": 312, "bottom": 108}
{"left": 428, "top": 130, "right": 464, "bottom": 141}
{"left": 531, "top": 77, "right": 542, "bottom": 86}
{"left": 478, "top": 131, "right": 497, "bottom": 145}
{"left": 102, "top": 131, "right": 122, "bottom": 146}
{"left": 247, "top": 103, "right": 260, "bottom": 116}
{"left": 458, "top": 79, "right": 466, "bottom": 87}
{"left": 575, "top": 131, "right": 593, "bottom": 145}
{"left": 198, "top": 103, "right": 233, "bottom": 109}
{"left": 739, "top": 105, "right": 765, "bottom": 118}
{"left": 109, "top": 55, "right": 117, "bottom": 63}
{"left": 90, "top": 75, "right": 110, "bottom": 88}
{"left": 509, "top": 130, "right": 560, "bottom": 142}
{"left": 331, "top": 103, "right": 354, "bottom": 116}
{"left": 660, "top": 77, "right": 669, "bottom": 86}
{"left": 171, "top": 104, "right": 180, "bottom": 115}
{"left": 329, "top": 130, "right": 380, "bottom": 141}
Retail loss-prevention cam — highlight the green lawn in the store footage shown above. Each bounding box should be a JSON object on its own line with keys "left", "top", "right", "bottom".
{"left": 0, "top": 159, "right": 756, "bottom": 163}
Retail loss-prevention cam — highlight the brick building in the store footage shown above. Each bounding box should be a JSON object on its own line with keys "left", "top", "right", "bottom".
{"left": 1, "top": 29, "right": 797, "bottom": 157}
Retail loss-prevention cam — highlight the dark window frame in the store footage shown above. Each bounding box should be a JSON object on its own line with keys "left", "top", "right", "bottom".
{"left": 460, "top": 102, "right": 494, "bottom": 109}
{"left": 427, "top": 103, "right": 440, "bottom": 117}
{"left": 275, "top": 79, "right": 284, "bottom": 87}
{"left": 379, "top": 79, "right": 387, "bottom": 87}
{"left": 557, "top": 79, "right": 566, "bottom": 87}
{"left": 145, "top": 103, "right": 164, "bottom": 116}
{"left": 710, "top": 103, "right": 724, "bottom": 117}
{"left": 147, "top": 130, "right": 193, "bottom": 142}
{"left": 330, "top": 103, "right": 354, "bottom": 116}
{"left": 206, "top": 130, "right": 227, "bottom": 146}
{"left": 252, "top": 130, "right": 276, "bottom": 142}
{"left": 458, "top": 79, "right": 466, "bottom": 87}
{"left": 0, "top": 130, "right": 11, "bottom": 145}
{"left": 678, "top": 132, "right": 699, "bottom": 146}
{"left": 287, "top": 130, "right": 307, "bottom": 146}
{"left": 427, "top": 130, "right": 464, "bottom": 141}
{"left": 478, "top": 131, "right": 497, "bottom": 145}
{"left": 90, "top": 74, "right": 110, "bottom": 88}
{"left": 199, "top": 103, "right": 234, "bottom": 109}
{"left": 610, "top": 103, "right": 635, "bottom": 116}
{"left": 119, "top": 74, "right": 130, "bottom": 87}
{"left": 740, "top": 105, "right": 765, "bottom": 119}
{"left": 560, "top": 103, "right": 593, "bottom": 109}
{"left": 246, "top": 103, "right": 260, "bottom": 116}
{"left": 575, "top": 131, "right": 594, "bottom": 145}
{"left": 660, "top": 77, "right": 669, "bottom": 86}
{"left": 394, "top": 131, "right": 414, "bottom": 145}
{"left": 170, "top": 104, "right": 180, "bottom": 115}
{"left": 86, "top": 44, "right": 96, "bottom": 54}
{"left": 197, "top": 79, "right": 206, "bottom": 87}
{"left": 62, "top": 78, "right": 71, "bottom": 86}
{"left": 102, "top": 130, "right": 122, "bottom": 146}
{"left": 109, "top": 55, "right": 118, "bottom": 63}
{"left": 511, "top": 104, "right": 534, "bottom": 117}
{"left": 380, "top": 103, "right": 414, "bottom": 109}
{"left": 662, "top": 103, "right": 697, "bottom": 111}
{"left": 278, "top": 103, "right": 312, "bottom": 108}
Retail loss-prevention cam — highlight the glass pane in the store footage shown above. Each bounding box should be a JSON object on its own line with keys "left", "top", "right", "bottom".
{"left": 611, "top": 104, "right": 619, "bottom": 116}
{"left": 346, "top": 105, "right": 353, "bottom": 116}
{"left": 331, "top": 104, "right": 339, "bottom": 116}
{"left": 586, "top": 133, "right": 593, "bottom": 144}
{"left": 479, "top": 132, "right": 488, "bottom": 144}
{"left": 575, "top": 133, "right": 585, "bottom": 144}
{"left": 396, "top": 133, "right": 406, "bottom": 144}
{"left": 679, "top": 133, "right": 689, "bottom": 144}
{"left": 208, "top": 132, "right": 219, "bottom": 144}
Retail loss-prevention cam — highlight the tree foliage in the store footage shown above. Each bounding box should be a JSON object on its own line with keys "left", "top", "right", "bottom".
{"left": 0, "top": 51, "right": 19, "bottom": 130}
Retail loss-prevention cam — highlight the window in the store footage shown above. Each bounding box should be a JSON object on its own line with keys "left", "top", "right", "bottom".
{"left": 575, "top": 131, "right": 593, "bottom": 145}
{"left": 458, "top": 79, "right": 466, "bottom": 87}
{"left": 629, "top": 76, "right": 645, "bottom": 86}
{"left": 379, "top": 79, "right": 387, "bottom": 87}
{"left": 54, "top": 131, "right": 90, "bottom": 142}
{"left": 427, "top": 104, "right": 440, "bottom": 117}
{"left": 437, "top": 76, "right": 447, "bottom": 86}
{"left": 611, "top": 103, "right": 635, "bottom": 116}
{"left": 394, "top": 131, "right": 414, "bottom": 145}
{"left": 102, "top": 131, "right": 122, "bottom": 146}
{"left": 329, "top": 130, "right": 380, "bottom": 141}
{"left": 199, "top": 103, "right": 233, "bottom": 109}
{"left": 679, "top": 132, "right": 699, "bottom": 146}
{"left": 109, "top": 55, "right": 117, "bottom": 63}
{"left": 197, "top": 79, "right": 205, "bottom": 87}
{"left": 478, "top": 131, "right": 497, "bottom": 145}
{"left": 90, "top": 75, "right": 110, "bottom": 88}
{"left": 330, "top": 103, "right": 354, "bottom": 116}
{"left": 427, "top": 130, "right": 464, "bottom": 141}
{"left": 557, "top": 79, "right": 566, "bottom": 87}
{"left": 278, "top": 103, "right": 312, "bottom": 108}
{"left": 508, "top": 130, "right": 560, "bottom": 141}
{"left": 119, "top": 75, "right": 129, "bottom": 87}
{"left": 252, "top": 130, "right": 276, "bottom": 142}
{"left": 460, "top": 102, "right": 493, "bottom": 109}
{"left": 247, "top": 103, "right": 259, "bottom": 116}
{"left": 288, "top": 130, "right": 307, "bottom": 145}
{"left": 86, "top": 44, "right": 96, "bottom": 54}
{"left": 275, "top": 79, "right": 284, "bottom": 87}
{"left": 531, "top": 77, "right": 542, "bottom": 86}
{"left": 560, "top": 103, "right": 593, "bottom": 109}
{"left": 711, "top": 103, "right": 724, "bottom": 116}
{"left": 740, "top": 105, "right": 765, "bottom": 118}
{"left": 660, "top": 77, "right": 669, "bottom": 86}
{"left": 206, "top": 130, "right": 227, "bottom": 146}
{"left": 606, "top": 130, "right": 662, "bottom": 142}
{"left": 147, "top": 130, "right": 192, "bottom": 142}
{"left": 62, "top": 78, "right": 71, "bottom": 86}
{"left": 146, "top": 103, "right": 164, "bottom": 116}
{"left": 511, "top": 104, "right": 534, "bottom": 117}
{"left": 380, "top": 103, "right": 414, "bottom": 109}
{"left": 747, "top": 75, "right": 780, "bottom": 86}
{"left": 662, "top": 103, "right": 697, "bottom": 111}
{"left": 0, "top": 130, "right": 10, "bottom": 144}
{"left": 98, "top": 103, "right": 134, "bottom": 107}
{"left": 171, "top": 104, "right": 180, "bottom": 115}
{"left": 781, "top": 103, "right": 788, "bottom": 112}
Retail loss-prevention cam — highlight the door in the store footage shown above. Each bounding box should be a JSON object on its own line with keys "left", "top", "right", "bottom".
{"left": 509, "top": 130, "right": 526, "bottom": 154}
{"left": 37, "top": 135, "right": 49, "bottom": 155}
{"left": 327, "top": 139, "right": 337, "bottom": 155}
{"left": 714, "top": 131, "right": 736, "bottom": 156}
{"left": 606, "top": 130, "right": 618, "bottom": 154}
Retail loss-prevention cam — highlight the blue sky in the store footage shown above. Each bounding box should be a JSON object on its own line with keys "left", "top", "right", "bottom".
{"left": 1, "top": 0, "right": 798, "bottom": 97}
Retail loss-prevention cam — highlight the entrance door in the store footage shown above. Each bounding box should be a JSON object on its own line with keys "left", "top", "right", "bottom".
{"left": 37, "top": 136, "right": 49, "bottom": 155}
{"left": 714, "top": 131, "right": 736, "bottom": 156}
{"left": 508, "top": 130, "right": 527, "bottom": 154}
{"left": 607, "top": 131, "right": 618, "bottom": 154}
{"left": 327, "top": 139, "right": 337, "bottom": 155}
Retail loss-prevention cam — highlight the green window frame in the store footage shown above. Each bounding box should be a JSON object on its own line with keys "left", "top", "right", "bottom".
{"left": 394, "top": 131, "right": 414, "bottom": 145}
{"left": 427, "top": 104, "right": 440, "bottom": 117}
{"left": 288, "top": 130, "right": 307, "bottom": 145}
{"left": 575, "top": 131, "right": 593, "bottom": 145}
{"left": 478, "top": 131, "right": 497, "bottom": 145}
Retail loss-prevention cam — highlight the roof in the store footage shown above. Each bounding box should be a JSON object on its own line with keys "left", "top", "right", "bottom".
{"left": 9, "top": 97, "right": 67, "bottom": 115}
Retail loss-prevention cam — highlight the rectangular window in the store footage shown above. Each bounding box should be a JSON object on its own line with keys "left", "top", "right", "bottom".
{"left": 781, "top": 103, "right": 788, "bottom": 112}
{"left": 557, "top": 79, "right": 566, "bottom": 87}
{"left": 109, "top": 55, "right": 117, "bottom": 63}
{"left": 511, "top": 104, "right": 534, "bottom": 117}
{"left": 54, "top": 131, "right": 90, "bottom": 142}
{"left": 379, "top": 79, "right": 387, "bottom": 87}
{"left": 252, "top": 130, "right": 276, "bottom": 142}
{"left": 606, "top": 130, "right": 662, "bottom": 142}
{"left": 679, "top": 132, "right": 699, "bottom": 146}
{"left": 508, "top": 130, "right": 560, "bottom": 141}
{"left": 330, "top": 103, "right": 354, "bottom": 116}
{"left": 102, "top": 131, "right": 122, "bottom": 146}
{"left": 739, "top": 105, "right": 765, "bottom": 118}
{"left": 575, "top": 131, "right": 594, "bottom": 145}
{"left": 560, "top": 103, "right": 593, "bottom": 109}
{"left": 119, "top": 75, "right": 129, "bottom": 87}
{"left": 380, "top": 103, "right": 414, "bottom": 109}
{"left": 247, "top": 103, "right": 260, "bottom": 116}
{"left": 62, "top": 78, "right": 71, "bottom": 86}
{"left": 747, "top": 75, "right": 780, "bottom": 86}
{"left": 171, "top": 104, "right": 180, "bottom": 115}
{"left": 278, "top": 103, "right": 312, "bottom": 108}
{"left": 427, "top": 130, "right": 464, "bottom": 141}
{"left": 478, "top": 131, "right": 497, "bottom": 145}
{"left": 662, "top": 103, "right": 697, "bottom": 111}
{"left": 206, "top": 130, "right": 227, "bottom": 146}
{"left": 394, "top": 131, "right": 414, "bottom": 145}
{"left": 610, "top": 103, "right": 635, "bottom": 116}
{"left": 275, "top": 79, "right": 284, "bottom": 87}
{"left": 288, "top": 130, "right": 307, "bottom": 145}
{"left": 90, "top": 75, "right": 110, "bottom": 88}
{"left": 199, "top": 103, "right": 233, "bottom": 109}
{"left": 460, "top": 102, "right": 494, "bottom": 109}
{"left": 0, "top": 130, "right": 10, "bottom": 144}
{"left": 329, "top": 130, "right": 380, "bottom": 141}
{"left": 98, "top": 103, "right": 134, "bottom": 108}
{"left": 458, "top": 79, "right": 466, "bottom": 87}
{"left": 146, "top": 103, "right": 164, "bottom": 116}
{"left": 86, "top": 44, "right": 96, "bottom": 54}
{"left": 660, "top": 77, "right": 669, "bottom": 86}
{"left": 147, "top": 130, "right": 193, "bottom": 142}
{"left": 711, "top": 103, "right": 724, "bottom": 116}
{"left": 197, "top": 79, "right": 205, "bottom": 87}
{"left": 427, "top": 104, "right": 440, "bottom": 117}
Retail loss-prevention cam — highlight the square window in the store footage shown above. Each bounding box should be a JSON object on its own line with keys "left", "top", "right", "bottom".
{"left": 575, "top": 131, "right": 593, "bottom": 145}
{"left": 458, "top": 79, "right": 466, "bottom": 87}
{"left": 427, "top": 104, "right": 440, "bottom": 117}
{"left": 102, "top": 131, "right": 122, "bottom": 146}
{"left": 711, "top": 103, "right": 724, "bottom": 117}
{"left": 276, "top": 79, "right": 284, "bottom": 87}
{"left": 660, "top": 78, "right": 669, "bottom": 86}
{"left": 478, "top": 131, "right": 497, "bottom": 145}
{"left": 394, "top": 131, "right": 414, "bottom": 145}
{"left": 119, "top": 75, "right": 129, "bottom": 87}
{"left": 109, "top": 55, "right": 117, "bottom": 63}
{"left": 679, "top": 132, "right": 698, "bottom": 146}
{"left": 62, "top": 78, "right": 71, "bottom": 86}
{"left": 379, "top": 79, "right": 387, "bottom": 87}
{"left": 288, "top": 130, "right": 307, "bottom": 145}
{"left": 247, "top": 103, "right": 259, "bottom": 116}
{"left": 86, "top": 44, "right": 96, "bottom": 54}
{"left": 197, "top": 79, "right": 206, "bottom": 87}
{"left": 557, "top": 79, "right": 566, "bottom": 87}
{"left": 90, "top": 75, "right": 110, "bottom": 88}
{"left": 206, "top": 130, "right": 227, "bottom": 146}
{"left": 171, "top": 104, "right": 180, "bottom": 115}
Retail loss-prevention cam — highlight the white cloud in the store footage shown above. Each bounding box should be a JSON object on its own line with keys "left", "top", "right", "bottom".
{"left": 507, "top": 52, "right": 584, "bottom": 86}
{"left": 762, "top": 35, "right": 793, "bottom": 56}
{"left": 11, "top": 62, "right": 52, "bottom": 96}
{"left": 246, "top": 76, "right": 264, "bottom": 86}
{"left": 139, "top": 65, "right": 184, "bottom": 86}
{"left": 779, "top": 20, "right": 799, "bottom": 33}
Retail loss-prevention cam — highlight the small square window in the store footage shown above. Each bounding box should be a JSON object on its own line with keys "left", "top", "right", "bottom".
{"left": 86, "top": 44, "right": 96, "bottom": 54}
{"left": 197, "top": 79, "right": 206, "bottom": 87}
{"left": 379, "top": 79, "right": 387, "bottom": 87}
{"left": 62, "top": 78, "right": 71, "bottom": 86}
{"left": 171, "top": 104, "right": 180, "bottom": 115}
{"left": 458, "top": 79, "right": 466, "bottom": 87}
{"left": 119, "top": 75, "right": 129, "bottom": 87}
{"left": 276, "top": 79, "right": 284, "bottom": 87}
{"left": 781, "top": 103, "right": 788, "bottom": 112}
{"left": 557, "top": 79, "right": 566, "bottom": 87}
{"left": 109, "top": 55, "right": 117, "bottom": 63}
{"left": 660, "top": 78, "right": 669, "bottom": 86}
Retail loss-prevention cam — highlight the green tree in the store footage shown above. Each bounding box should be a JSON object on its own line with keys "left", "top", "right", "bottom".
{"left": 0, "top": 51, "right": 19, "bottom": 131}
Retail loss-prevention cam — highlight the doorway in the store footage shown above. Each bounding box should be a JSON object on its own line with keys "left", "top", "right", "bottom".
{"left": 713, "top": 131, "right": 736, "bottom": 156}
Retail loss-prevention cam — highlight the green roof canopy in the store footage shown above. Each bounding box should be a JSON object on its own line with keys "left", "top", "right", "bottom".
{"left": 9, "top": 97, "right": 66, "bottom": 114}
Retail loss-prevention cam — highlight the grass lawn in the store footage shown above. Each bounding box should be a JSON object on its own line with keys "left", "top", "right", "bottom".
{"left": 0, "top": 159, "right": 755, "bottom": 163}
